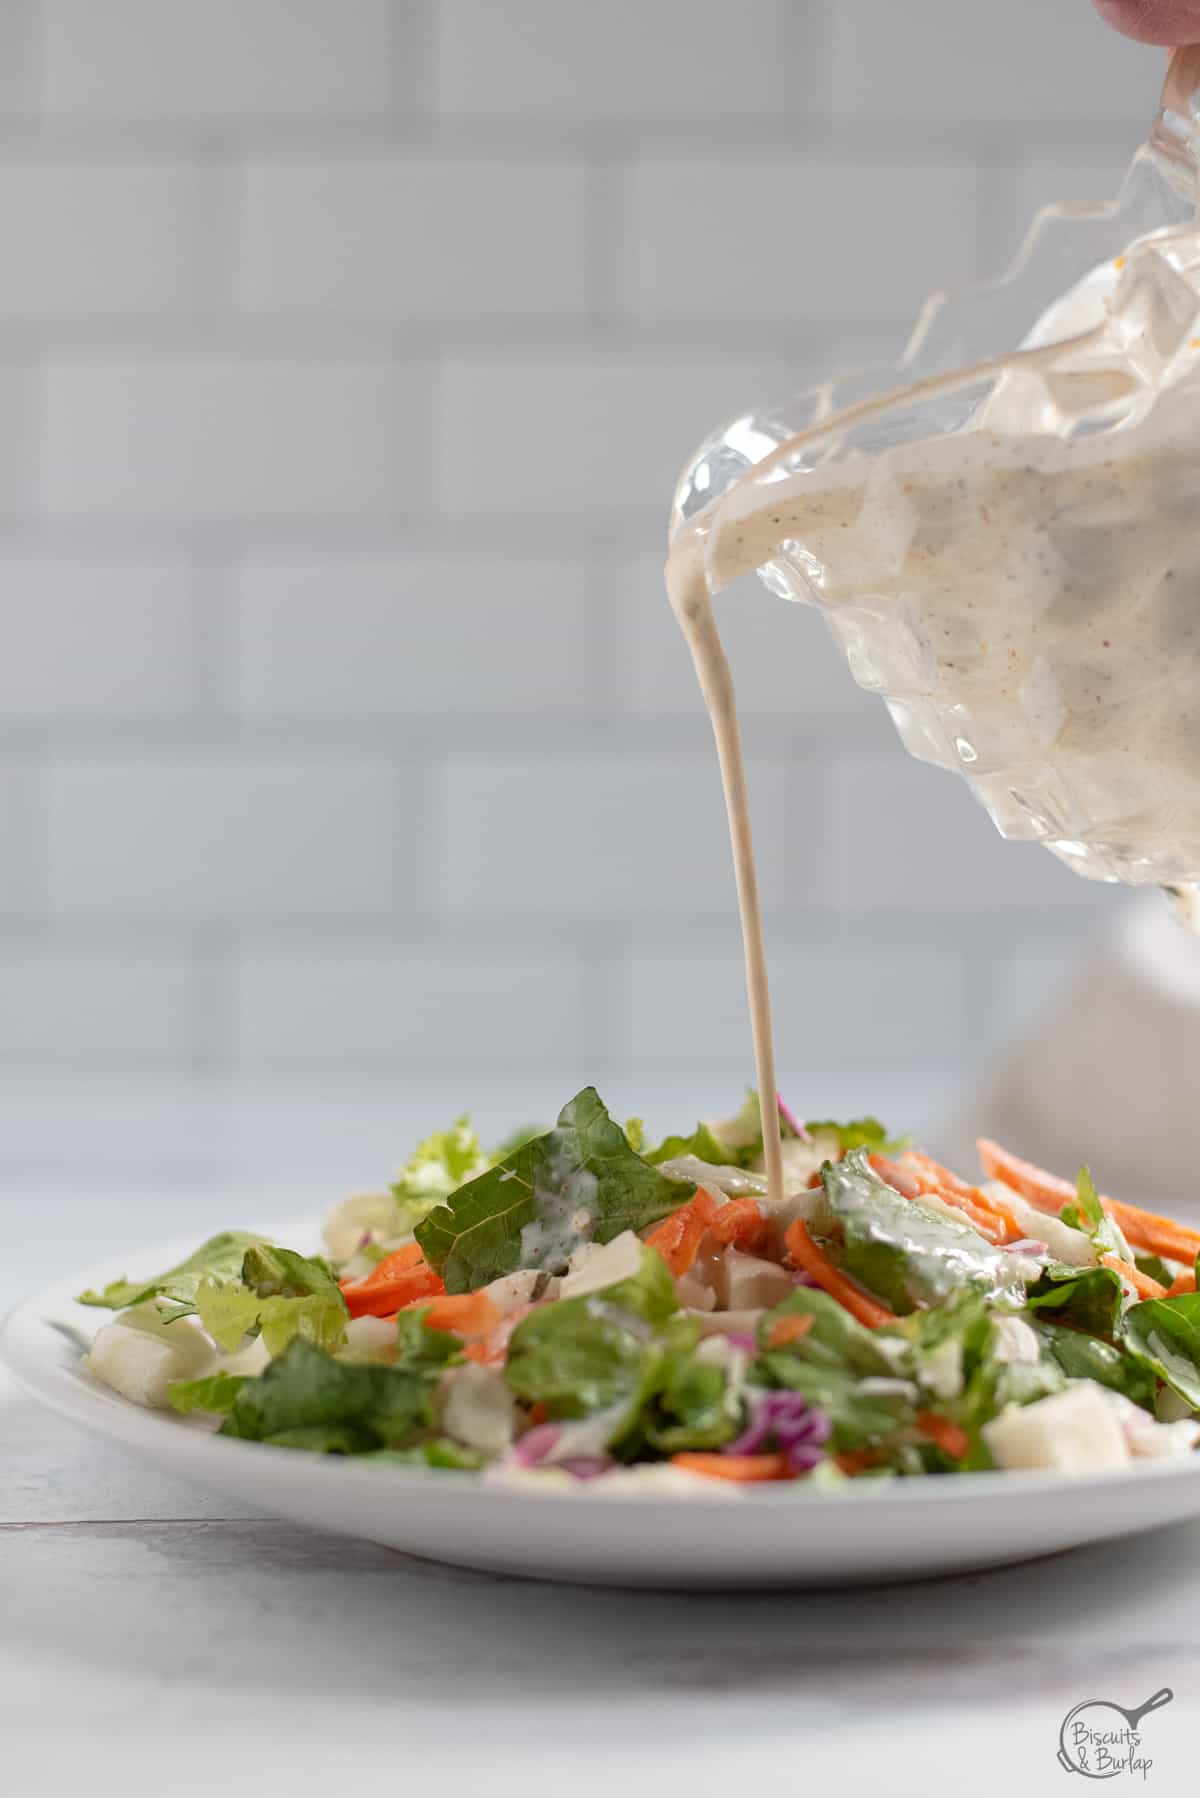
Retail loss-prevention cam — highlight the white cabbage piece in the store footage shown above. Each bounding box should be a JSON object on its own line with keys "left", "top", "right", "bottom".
{"left": 983, "top": 1382, "right": 1130, "bottom": 1472}
{"left": 84, "top": 1305, "right": 217, "bottom": 1410}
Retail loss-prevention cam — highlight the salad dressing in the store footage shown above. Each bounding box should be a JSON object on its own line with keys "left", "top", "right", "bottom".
{"left": 667, "top": 229, "right": 1200, "bottom": 1207}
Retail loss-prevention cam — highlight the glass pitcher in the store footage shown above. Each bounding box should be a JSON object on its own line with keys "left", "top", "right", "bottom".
{"left": 671, "top": 50, "right": 1200, "bottom": 911}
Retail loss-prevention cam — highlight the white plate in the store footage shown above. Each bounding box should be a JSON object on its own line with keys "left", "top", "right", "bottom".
{"left": 6, "top": 1213, "right": 1200, "bottom": 1589}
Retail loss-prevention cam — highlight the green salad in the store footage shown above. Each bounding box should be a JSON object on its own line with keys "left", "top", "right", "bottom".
{"left": 76, "top": 1088, "right": 1200, "bottom": 1491}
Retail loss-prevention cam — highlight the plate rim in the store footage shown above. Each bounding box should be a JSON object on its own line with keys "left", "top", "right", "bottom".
{"left": 6, "top": 1208, "right": 1200, "bottom": 1522}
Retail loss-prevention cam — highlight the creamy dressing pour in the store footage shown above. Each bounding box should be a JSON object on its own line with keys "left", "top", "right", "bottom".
{"left": 667, "top": 227, "right": 1200, "bottom": 1206}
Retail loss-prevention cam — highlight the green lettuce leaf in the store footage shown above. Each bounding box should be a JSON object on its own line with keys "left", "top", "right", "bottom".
{"left": 1024, "top": 1261, "right": 1124, "bottom": 1335}
{"left": 391, "top": 1307, "right": 463, "bottom": 1370}
{"left": 643, "top": 1120, "right": 731, "bottom": 1168}
{"left": 807, "top": 1118, "right": 909, "bottom": 1155}
{"left": 220, "top": 1338, "right": 436, "bottom": 1450}
{"left": 1121, "top": 1293, "right": 1200, "bottom": 1410}
{"left": 76, "top": 1230, "right": 266, "bottom": 1310}
{"left": 1031, "top": 1319, "right": 1156, "bottom": 1407}
{"left": 640, "top": 1343, "right": 741, "bottom": 1454}
{"left": 415, "top": 1087, "right": 691, "bottom": 1293}
{"left": 756, "top": 1357, "right": 913, "bottom": 1454}
{"left": 390, "top": 1116, "right": 491, "bottom": 1230}
{"left": 167, "top": 1370, "right": 249, "bottom": 1416}
{"left": 757, "top": 1287, "right": 899, "bottom": 1377}
{"left": 241, "top": 1243, "right": 343, "bottom": 1301}
{"left": 194, "top": 1277, "right": 348, "bottom": 1356}
{"left": 362, "top": 1439, "right": 485, "bottom": 1471}
{"left": 504, "top": 1244, "right": 681, "bottom": 1435}
{"left": 823, "top": 1151, "right": 1027, "bottom": 1314}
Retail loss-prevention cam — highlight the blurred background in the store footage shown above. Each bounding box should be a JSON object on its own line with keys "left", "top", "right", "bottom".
{"left": 0, "top": 2, "right": 1172, "bottom": 1190}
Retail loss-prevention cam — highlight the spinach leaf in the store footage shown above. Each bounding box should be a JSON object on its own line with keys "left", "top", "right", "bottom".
{"left": 415, "top": 1087, "right": 690, "bottom": 1293}
{"left": 1062, "top": 1167, "right": 1133, "bottom": 1263}
{"left": 823, "top": 1150, "right": 1028, "bottom": 1313}
{"left": 1024, "top": 1262, "right": 1124, "bottom": 1336}
{"left": 1121, "top": 1294, "right": 1200, "bottom": 1410}
{"left": 77, "top": 1230, "right": 266, "bottom": 1311}
{"left": 1032, "top": 1319, "right": 1156, "bottom": 1407}
{"left": 220, "top": 1338, "right": 436, "bottom": 1450}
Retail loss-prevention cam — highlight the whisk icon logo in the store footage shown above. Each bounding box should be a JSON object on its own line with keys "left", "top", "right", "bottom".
{"left": 1057, "top": 1688, "right": 1173, "bottom": 1780}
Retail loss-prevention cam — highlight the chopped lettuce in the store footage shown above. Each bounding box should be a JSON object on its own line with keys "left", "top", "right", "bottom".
{"left": 241, "top": 1244, "right": 343, "bottom": 1302}
{"left": 362, "top": 1439, "right": 485, "bottom": 1471}
{"left": 220, "top": 1338, "right": 436, "bottom": 1450}
{"left": 643, "top": 1120, "right": 731, "bottom": 1168}
{"left": 806, "top": 1117, "right": 909, "bottom": 1155}
{"left": 194, "top": 1277, "right": 348, "bottom": 1357}
{"left": 167, "top": 1370, "right": 249, "bottom": 1416}
{"left": 77, "top": 1230, "right": 266, "bottom": 1311}
{"left": 390, "top": 1116, "right": 492, "bottom": 1231}
{"left": 391, "top": 1307, "right": 463, "bottom": 1371}
{"left": 1121, "top": 1293, "right": 1200, "bottom": 1411}
{"left": 758, "top": 1287, "right": 899, "bottom": 1378}
{"left": 823, "top": 1151, "right": 1028, "bottom": 1313}
{"left": 415, "top": 1087, "right": 690, "bottom": 1293}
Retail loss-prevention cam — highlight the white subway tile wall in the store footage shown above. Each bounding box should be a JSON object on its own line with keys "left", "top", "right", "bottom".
{"left": 0, "top": 0, "right": 1154, "bottom": 1090}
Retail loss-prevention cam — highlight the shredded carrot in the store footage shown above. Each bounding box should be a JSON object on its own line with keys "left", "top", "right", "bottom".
{"left": 766, "top": 1313, "right": 815, "bottom": 1350}
{"left": 897, "top": 1150, "right": 1024, "bottom": 1243}
{"left": 671, "top": 1452, "right": 794, "bottom": 1483}
{"left": 784, "top": 1217, "right": 895, "bottom": 1330}
{"left": 463, "top": 1302, "right": 535, "bottom": 1366}
{"left": 708, "top": 1196, "right": 772, "bottom": 1256}
{"left": 978, "top": 1138, "right": 1200, "bottom": 1263}
{"left": 340, "top": 1244, "right": 445, "bottom": 1318}
{"left": 916, "top": 1411, "right": 970, "bottom": 1460}
{"left": 421, "top": 1291, "right": 503, "bottom": 1339}
{"left": 644, "top": 1186, "right": 719, "bottom": 1277}
{"left": 528, "top": 1401, "right": 550, "bottom": 1427}
{"left": 1099, "top": 1254, "right": 1169, "bottom": 1301}
{"left": 871, "top": 1153, "right": 1006, "bottom": 1242}
{"left": 834, "top": 1448, "right": 884, "bottom": 1476}
{"left": 1169, "top": 1270, "right": 1197, "bottom": 1297}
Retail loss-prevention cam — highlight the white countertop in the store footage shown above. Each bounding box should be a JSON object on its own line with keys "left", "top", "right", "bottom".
{"left": 3, "top": 1082, "right": 1198, "bottom": 1797}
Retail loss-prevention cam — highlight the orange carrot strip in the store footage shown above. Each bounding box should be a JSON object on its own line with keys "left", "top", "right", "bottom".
{"left": 671, "top": 1452, "right": 794, "bottom": 1483}
{"left": 421, "top": 1291, "right": 503, "bottom": 1339}
{"left": 870, "top": 1154, "right": 1006, "bottom": 1244}
{"left": 1099, "top": 1255, "right": 1169, "bottom": 1301}
{"left": 464, "top": 1302, "right": 535, "bottom": 1367}
{"left": 340, "top": 1244, "right": 445, "bottom": 1319}
{"left": 834, "top": 1448, "right": 884, "bottom": 1476}
{"left": 916, "top": 1411, "right": 970, "bottom": 1460}
{"left": 979, "top": 1138, "right": 1200, "bottom": 1262}
{"left": 783, "top": 1217, "right": 895, "bottom": 1330}
{"left": 899, "top": 1150, "right": 1024, "bottom": 1243}
{"left": 1169, "top": 1270, "right": 1198, "bottom": 1297}
{"left": 708, "top": 1196, "right": 772, "bottom": 1256}
{"left": 644, "top": 1186, "right": 719, "bottom": 1277}
{"left": 766, "top": 1313, "right": 815, "bottom": 1350}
